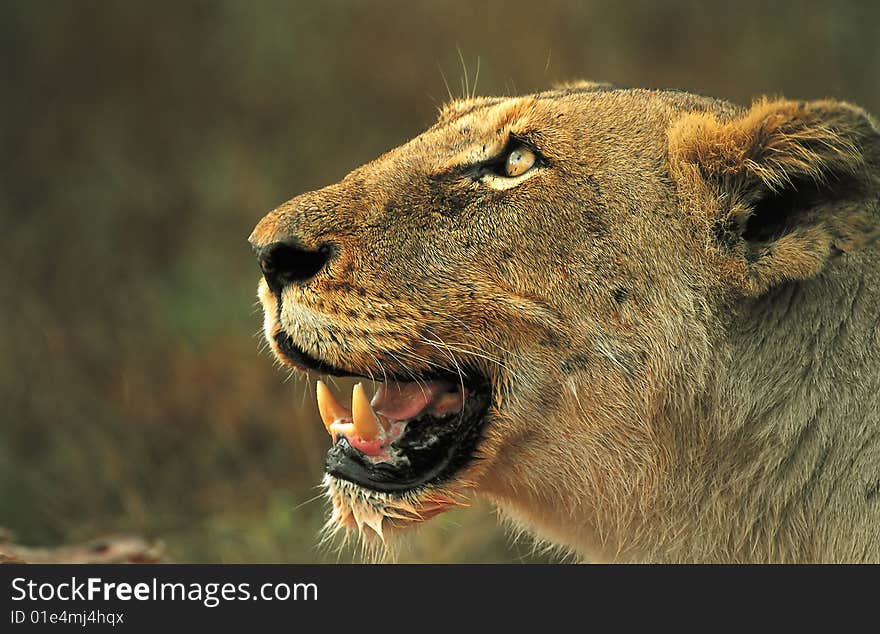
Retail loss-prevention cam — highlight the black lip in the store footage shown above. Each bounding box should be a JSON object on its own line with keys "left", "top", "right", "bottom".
{"left": 274, "top": 332, "right": 368, "bottom": 378}
{"left": 325, "top": 378, "right": 491, "bottom": 494}
{"left": 275, "top": 331, "right": 465, "bottom": 384}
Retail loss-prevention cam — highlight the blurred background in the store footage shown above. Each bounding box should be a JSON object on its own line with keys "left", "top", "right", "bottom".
{"left": 1, "top": 0, "right": 878, "bottom": 563}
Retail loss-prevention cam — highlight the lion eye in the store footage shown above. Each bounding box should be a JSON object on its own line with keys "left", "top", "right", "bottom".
{"left": 504, "top": 147, "right": 536, "bottom": 177}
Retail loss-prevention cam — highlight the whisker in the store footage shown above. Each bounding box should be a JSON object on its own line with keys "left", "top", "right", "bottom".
{"left": 437, "top": 63, "right": 453, "bottom": 103}
{"left": 421, "top": 332, "right": 515, "bottom": 376}
{"left": 300, "top": 372, "right": 312, "bottom": 410}
{"left": 472, "top": 56, "right": 481, "bottom": 99}
{"left": 291, "top": 492, "right": 327, "bottom": 512}
{"left": 423, "top": 309, "right": 528, "bottom": 363}
{"left": 390, "top": 344, "right": 454, "bottom": 375}
{"left": 456, "top": 45, "right": 469, "bottom": 99}
{"left": 383, "top": 348, "right": 431, "bottom": 399}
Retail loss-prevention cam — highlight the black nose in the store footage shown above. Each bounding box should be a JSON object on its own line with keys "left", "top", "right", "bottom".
{"left": 254, "top": 240, "right": 331, "bottom": 293}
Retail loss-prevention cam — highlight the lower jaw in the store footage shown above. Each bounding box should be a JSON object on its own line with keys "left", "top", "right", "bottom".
{"left": 325, "top": 434, "right": 466, "bottom": 494}
{"left": 323, "top": 384, "right": 492, "bottom": 495}
{"left": 322, "top": 473, "right": 466, "bottom": 543}
{"left": 268, "top": 326, "right": 493, "bottom": 495}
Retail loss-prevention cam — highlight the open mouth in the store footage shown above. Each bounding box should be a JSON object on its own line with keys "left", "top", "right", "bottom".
{"left": 275, "top": 332, "right": 491, "bottom": 494}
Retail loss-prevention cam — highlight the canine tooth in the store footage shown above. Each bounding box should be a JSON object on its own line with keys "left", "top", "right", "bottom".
{"left": 329, "top": 421, "right": 355, "bottom": 438}
{"left": 317, "top": 380, "right": 351, "bottom": 436}
{"left": 351, "top": 383, "right": 381, "bottom": 440}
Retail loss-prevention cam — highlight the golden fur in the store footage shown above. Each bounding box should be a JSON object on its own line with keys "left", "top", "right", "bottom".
{"left": 251, "top": 82, "right": 880, "bottom": 562}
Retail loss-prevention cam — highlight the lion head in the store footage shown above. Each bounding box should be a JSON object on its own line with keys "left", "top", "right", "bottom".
{"left": 249, "top": 83, "right": 879, "bottom": 561}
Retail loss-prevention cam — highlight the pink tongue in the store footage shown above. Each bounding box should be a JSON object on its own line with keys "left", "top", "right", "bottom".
{"left": 370, "top": 380, "right": 451, "bottom": 421}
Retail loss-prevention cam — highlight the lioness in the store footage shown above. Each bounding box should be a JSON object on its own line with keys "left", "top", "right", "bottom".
{"left": 249, "top": 82, "right": 880, "bottom": 563}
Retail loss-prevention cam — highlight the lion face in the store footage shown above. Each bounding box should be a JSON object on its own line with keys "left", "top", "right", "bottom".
{"left": 249, "top": 85, "right": 705, "bottom": 541}
{"left": 250, "top": 84, "right": 879, "bottom": 554}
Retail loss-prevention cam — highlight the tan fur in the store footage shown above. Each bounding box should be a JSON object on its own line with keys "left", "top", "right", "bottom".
{"left": 250, "top": 84, "right": 880, "bottom": 562}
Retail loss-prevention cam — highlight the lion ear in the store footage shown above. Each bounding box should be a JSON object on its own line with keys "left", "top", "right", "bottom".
{"left": 670, "top": 98, "right": 880, "bottom": 295}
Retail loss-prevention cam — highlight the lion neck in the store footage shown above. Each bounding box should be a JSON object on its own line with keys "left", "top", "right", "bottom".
{"left": 670, "top": 244, "right": 880, "bottom": 562}
{"left": 491, "top": 245, "right": 880, "bottom": 563}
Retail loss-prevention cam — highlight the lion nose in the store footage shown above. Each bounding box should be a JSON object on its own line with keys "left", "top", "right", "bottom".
{"left": 252, "top": 240, "right": 331, "bottom": 293}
